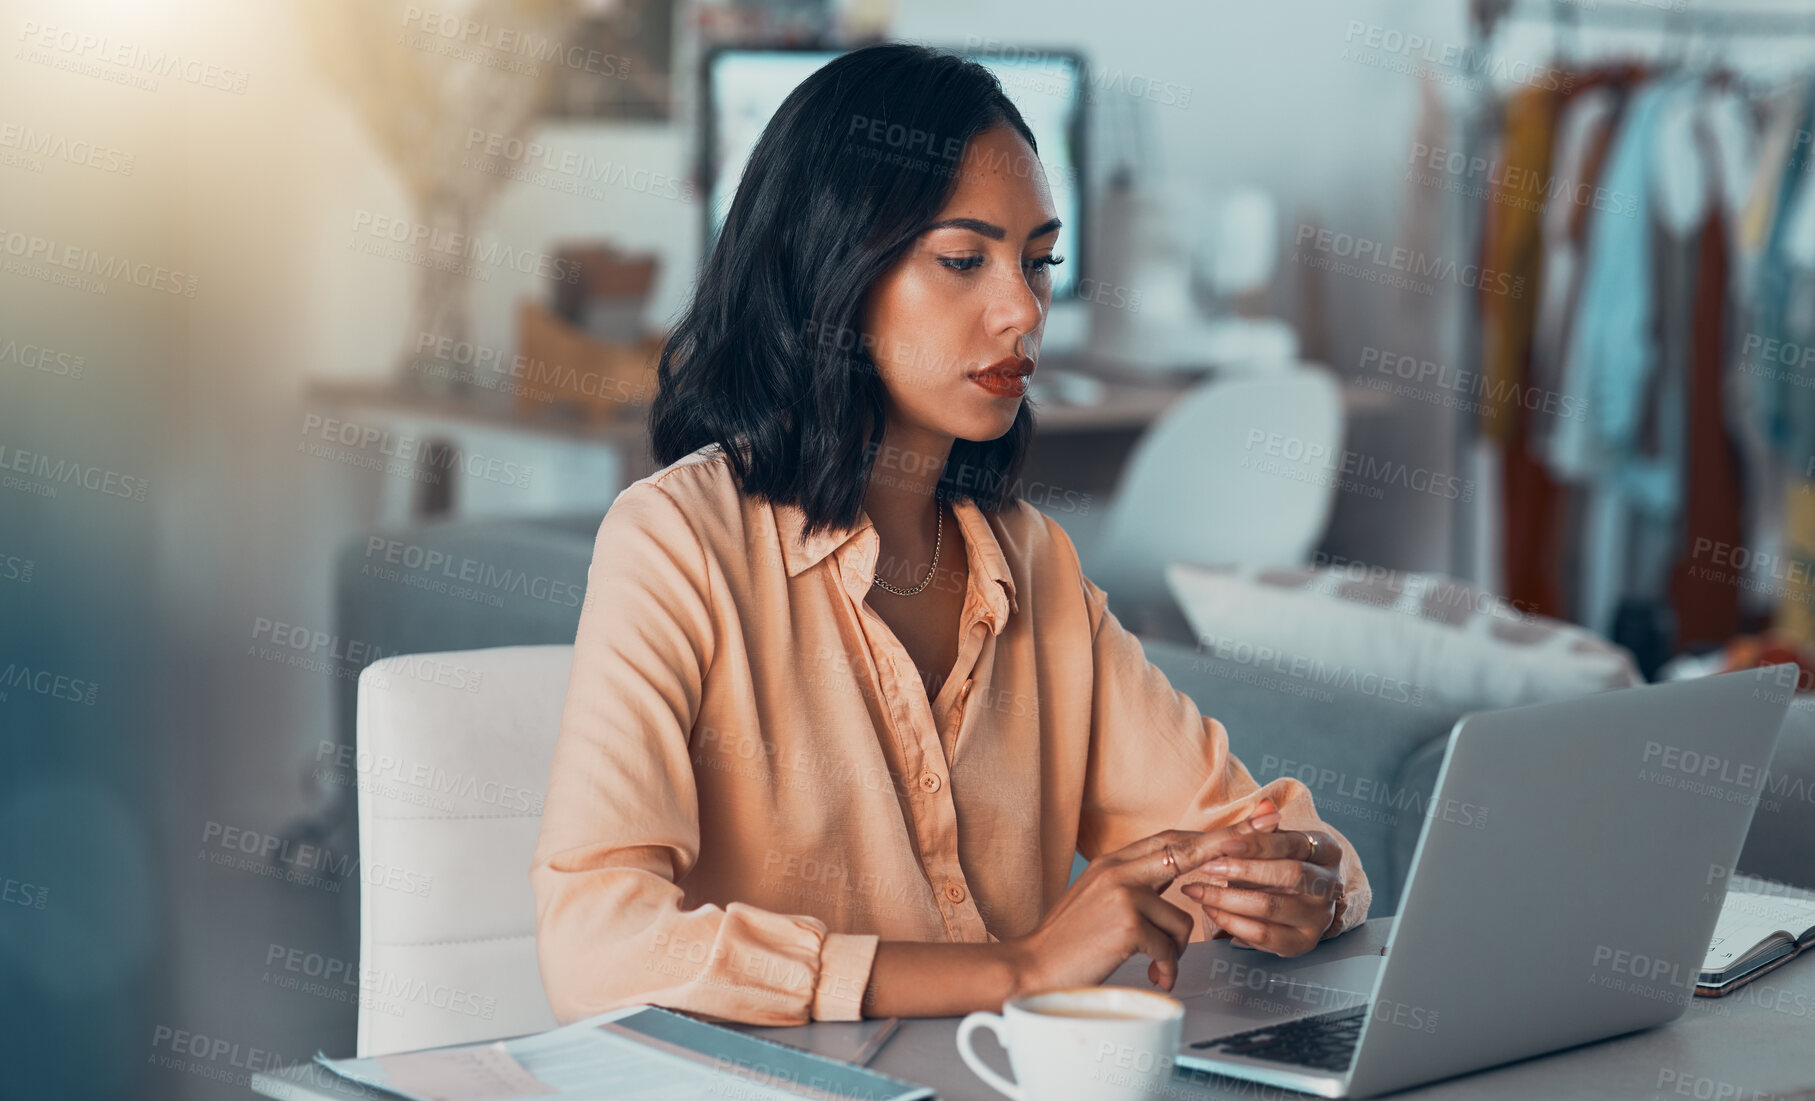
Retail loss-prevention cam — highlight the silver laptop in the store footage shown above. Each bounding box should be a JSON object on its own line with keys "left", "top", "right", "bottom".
{"left": 1173, "top": 664, "right": 1797, "bottom": 1098}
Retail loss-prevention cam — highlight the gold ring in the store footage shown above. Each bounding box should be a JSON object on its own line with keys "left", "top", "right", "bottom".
{"left": 1160, "top": 845, "right": 1178, "bottom": 875}
{"left": 1306, "top": 834, "right": 1320, "bottom": 864}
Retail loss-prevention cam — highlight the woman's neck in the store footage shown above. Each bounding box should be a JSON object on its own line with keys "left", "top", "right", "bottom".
{"left": 863, "top": 423, "right": 953, "bottom": 580}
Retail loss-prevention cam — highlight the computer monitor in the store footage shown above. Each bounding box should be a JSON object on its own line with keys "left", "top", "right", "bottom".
{"left": 702, "top": 46, "right": 1086, "bottom": 299}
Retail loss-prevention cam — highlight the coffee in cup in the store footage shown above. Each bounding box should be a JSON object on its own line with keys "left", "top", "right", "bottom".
{"left": 956, "top": 986, "right": 1185, "bottom": 1101}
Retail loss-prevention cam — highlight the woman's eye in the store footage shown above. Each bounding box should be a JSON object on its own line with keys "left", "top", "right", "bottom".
{"left": 936, "top": 255, "right": 1059, "bottom": 275}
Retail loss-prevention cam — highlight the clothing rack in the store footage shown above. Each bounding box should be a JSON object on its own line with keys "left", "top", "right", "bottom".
{"left": 1489, "top": 1, "right": 1815, "bottom": 39}
{"left": 1447, "top": 0, "right": 1815, "bottom": 595}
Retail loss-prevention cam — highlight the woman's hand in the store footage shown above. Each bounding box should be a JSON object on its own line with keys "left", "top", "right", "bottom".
{"left": 1004, "top": 816, "right": 1280, "bottom": 996}
{"left": 1180, "top": 798, "right": 1345, "bottom": 957}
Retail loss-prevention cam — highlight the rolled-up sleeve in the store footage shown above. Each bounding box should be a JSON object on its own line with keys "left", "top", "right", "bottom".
{"left": 1072, "top": 571, "right": 1372, "bottom": 941}
{"left": 530, "top": 481, "right": 880, "bottom": 1025}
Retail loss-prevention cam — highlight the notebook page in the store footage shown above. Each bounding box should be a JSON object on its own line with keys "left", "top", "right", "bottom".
{"left": 1704, "top": 891, "right": 1815, "bottom": 976}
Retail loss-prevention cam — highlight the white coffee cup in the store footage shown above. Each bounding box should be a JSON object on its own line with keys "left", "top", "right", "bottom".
{"left": 957, "top": 986, "right": 1185, "bottom": 1101}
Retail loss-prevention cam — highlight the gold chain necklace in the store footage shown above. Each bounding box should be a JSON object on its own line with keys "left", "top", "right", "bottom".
{"left": 871, "top": 492, "right": 943, "bottom": 597}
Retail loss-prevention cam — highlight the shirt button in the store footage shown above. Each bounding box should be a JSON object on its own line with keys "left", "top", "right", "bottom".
{"left": 946, "top": 884, "right": 966, "bottom": 903}
{"left": 920, "top": 772, "right": 941, "bottom": 793}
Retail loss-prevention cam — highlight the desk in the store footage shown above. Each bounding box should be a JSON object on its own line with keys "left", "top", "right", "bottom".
{"left": 252, "top": 917, "right": 1815, "bottom": 1100}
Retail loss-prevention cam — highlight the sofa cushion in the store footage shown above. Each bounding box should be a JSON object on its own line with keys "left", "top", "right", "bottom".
{"left": 1167, "top": 562, "right": 1641, "bottom": 712}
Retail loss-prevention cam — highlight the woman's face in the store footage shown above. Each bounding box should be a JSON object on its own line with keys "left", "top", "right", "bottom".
{"left": 861, "top": 125, "right": 1062, "bottom": 446}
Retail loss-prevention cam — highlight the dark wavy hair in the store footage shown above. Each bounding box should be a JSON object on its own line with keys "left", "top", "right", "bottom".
{"left": 649, "top": 43, "right": 1040, "bottom": 539}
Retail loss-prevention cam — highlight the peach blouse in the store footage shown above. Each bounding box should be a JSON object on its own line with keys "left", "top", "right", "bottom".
{"left": 530, "top": 445, "right": 1371, "bottom": 1026}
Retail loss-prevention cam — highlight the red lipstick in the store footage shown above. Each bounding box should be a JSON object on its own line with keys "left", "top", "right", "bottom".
{"left": 969, "top": 355, "right": 1036, "bottom": 398}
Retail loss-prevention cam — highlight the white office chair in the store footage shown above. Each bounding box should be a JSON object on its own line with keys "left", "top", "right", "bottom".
{"left": 354, "top": 644, "right": 573, "bottom": 1056}
{"left": 1078, "top": 366, "right": 1344, "bottom": 630}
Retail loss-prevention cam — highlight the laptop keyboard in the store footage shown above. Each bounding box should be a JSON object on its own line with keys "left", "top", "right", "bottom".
{"left": 1187, "top": 1006, "right": 1366, "bottom": 1072}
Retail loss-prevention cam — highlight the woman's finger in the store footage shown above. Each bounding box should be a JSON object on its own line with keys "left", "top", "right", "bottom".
{"left": 1189, "top": 882, "right": 1314, "bottom": 926}
{"left": 1132, "top": 914, "right": 1182, "bottom": 991}
{"left": 1193, "top": 856, "right": 1312, "bottom": 894}
{"left": 1133, "top": 888, "right": 1196, "bottom": 954}
{"left": 1200, "top": 906, "right": 1318, "bottom": 957}
{"left": 1209, "top": 828, "right": 1341, "bottom": 869}
{"left": 1132, "top": 818, "right": 1282, "bottom": 892}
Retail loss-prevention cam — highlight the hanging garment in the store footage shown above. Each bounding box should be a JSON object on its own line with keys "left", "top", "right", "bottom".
{"left": 1529, "top": 84, "right": 1621, "bottom": 450}
{"left": 1532, "top": 75, "right": 1632, "bottom": 625}
{"left": 1668, "top": 82, "right": 1754, "bottom": 647}
{"left": 1750, "top": 81, "right": 1815, "bottom": 467}
{"left": 1554, "top": 77, "right": 1697, "bottom": 636}
{"left": 1727, "top": 79, "right": 1810, "bottom": 617}
{"left": 1775, "top": 479, "right": 1815, "bottom": 650}
{"left": 1479, "top": 84, "right": 1562, "bottom": 442}
{"left": 1490, "top": 82, "right": 1568, "bottom": 618}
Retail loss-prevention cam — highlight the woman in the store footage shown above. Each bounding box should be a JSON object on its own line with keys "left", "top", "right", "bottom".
{"left": 531, "top": 44, "right": 1370, "bottom": 1027}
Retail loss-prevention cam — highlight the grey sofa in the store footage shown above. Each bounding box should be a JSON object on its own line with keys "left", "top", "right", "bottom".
{"left": 325, "top": 513, "right": 1815, "bottom": 920}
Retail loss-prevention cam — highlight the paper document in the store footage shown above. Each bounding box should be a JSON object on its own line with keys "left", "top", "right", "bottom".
{"left": 314, "top": 1007, "right": 933, "bottom": 1101}
{"left": 374, "top": 1042, "right": 555, "bottom": 1100}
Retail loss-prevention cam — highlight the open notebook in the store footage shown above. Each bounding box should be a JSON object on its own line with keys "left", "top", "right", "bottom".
{"left": 1700, "top": 877, "right": 1815, "bottom": 996}
{"left": 270, "top": 1006, "right": 932, "bottom": 1101}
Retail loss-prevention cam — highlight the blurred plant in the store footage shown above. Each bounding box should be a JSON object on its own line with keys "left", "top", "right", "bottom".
{"left": 293, "top": 0, "right": 584, "bottom": 391}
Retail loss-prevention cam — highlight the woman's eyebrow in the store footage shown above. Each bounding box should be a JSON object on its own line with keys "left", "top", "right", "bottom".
{"left": 923, "top": 216, "right": 1063, "bottom": 241}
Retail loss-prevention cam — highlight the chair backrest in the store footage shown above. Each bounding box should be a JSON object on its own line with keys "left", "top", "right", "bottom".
{"left": 355, "top": 644, "right": 573, "bottom": 1056}
{"left": 1086, "top": 367, "right": 1344, "bottom": 627}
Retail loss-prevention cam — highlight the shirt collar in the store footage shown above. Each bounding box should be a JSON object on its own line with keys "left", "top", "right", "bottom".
{"left": 773, "top": 495, "right": 1019, "bottom": 633}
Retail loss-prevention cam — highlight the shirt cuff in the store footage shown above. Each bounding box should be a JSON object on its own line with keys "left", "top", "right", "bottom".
{"left": 812, "top": 932, "right": 880, "bottom": 1021}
